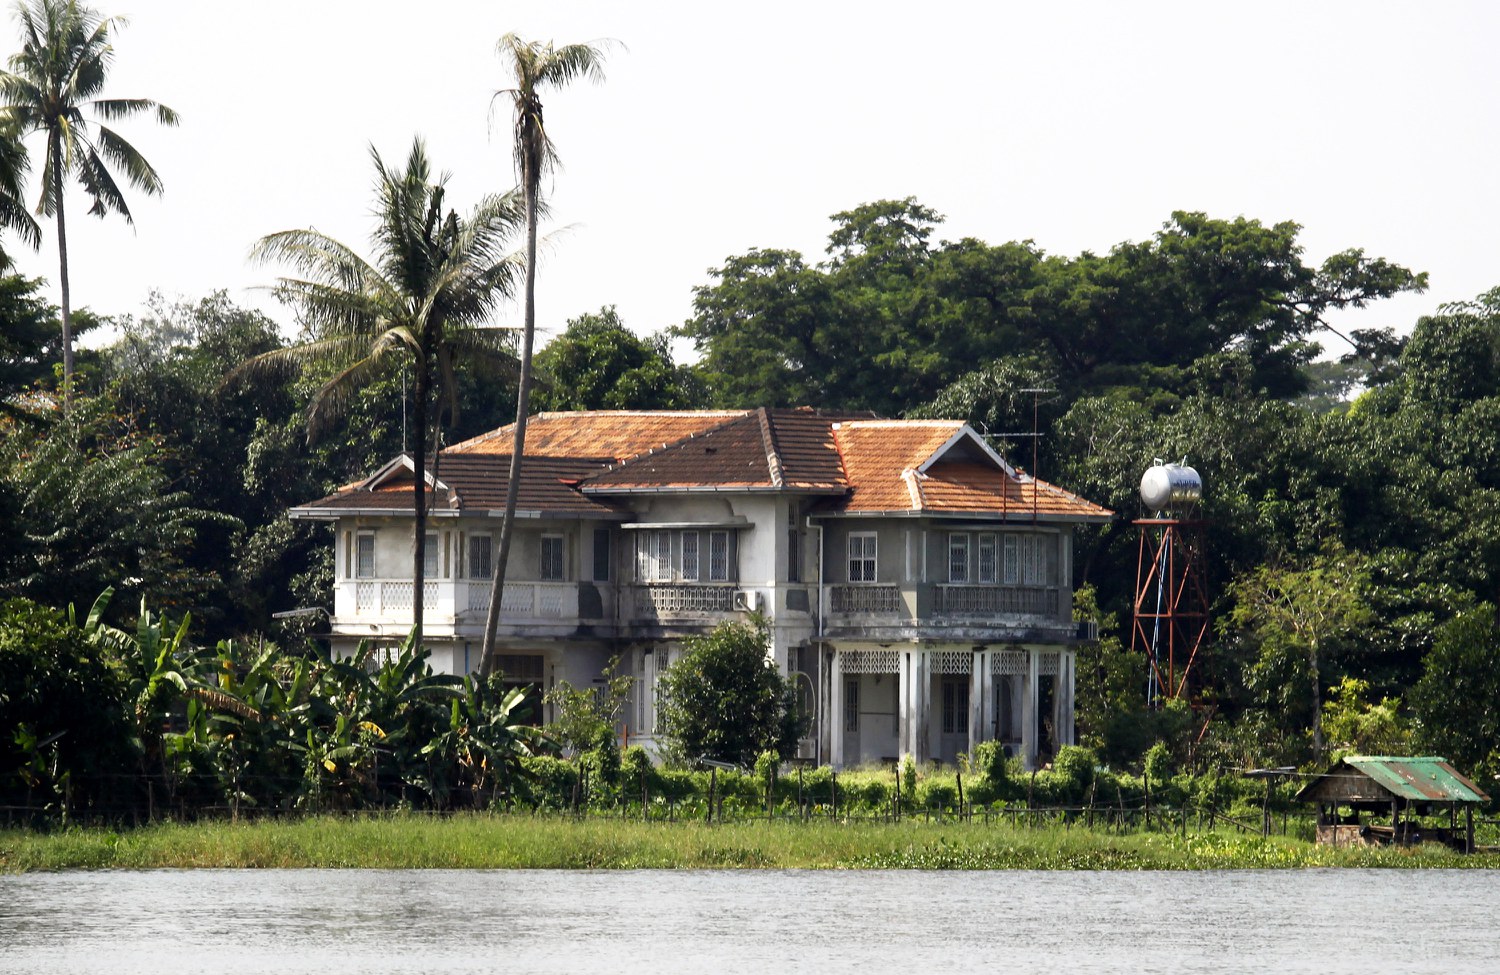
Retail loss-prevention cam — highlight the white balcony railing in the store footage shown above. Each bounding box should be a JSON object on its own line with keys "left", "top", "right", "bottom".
{"left": 335, "top": 578, "right": 577, "bottom": 624}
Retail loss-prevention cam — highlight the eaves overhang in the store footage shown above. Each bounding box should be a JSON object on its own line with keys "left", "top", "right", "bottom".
{"left": 810, "top": 510, "right": 1114, "bottom": 525}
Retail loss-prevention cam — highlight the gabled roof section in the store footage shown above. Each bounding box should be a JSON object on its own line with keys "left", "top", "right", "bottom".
{"left": 361, "top": 454, "right": 449, "bottom": 493}
{"left": 291, "top": 453, "right": 625, "bottom": 519}
{"left": 583, "top": 407, "right": 868, "bottom": 493}
{"left": 445, "top": 410, "right": 745, "bottom": 461}
{"left": 828, "top": 420, "right": 1113, "bottom": 522}
{"left": 916, "top": 425, "right": 1017, "bottom": 478}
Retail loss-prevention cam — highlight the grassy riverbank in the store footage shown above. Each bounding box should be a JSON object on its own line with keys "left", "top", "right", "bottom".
{"left": 3, "top": 813, "right": 1496, "bottom": 871}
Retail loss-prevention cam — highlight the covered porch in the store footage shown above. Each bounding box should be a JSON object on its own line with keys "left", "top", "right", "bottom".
{"left": 824, "top": 645, "right": 1075, "bottom": 771}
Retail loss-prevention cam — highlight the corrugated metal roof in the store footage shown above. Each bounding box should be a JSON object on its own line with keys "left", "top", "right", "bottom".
{"left": 1344, "top": 756, "right": 1490, "bottom": 803}
{"left": 1298, "top": 756, "right": 1491, "bottom": 804}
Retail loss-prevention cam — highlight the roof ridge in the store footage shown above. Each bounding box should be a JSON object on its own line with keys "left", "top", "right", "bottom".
{"left": 757, "top": 407, "right": 785, "bottom": 488}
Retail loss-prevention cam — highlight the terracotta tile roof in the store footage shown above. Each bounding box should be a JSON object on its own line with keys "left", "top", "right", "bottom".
{"left": 585, "top": 407, "right": 869, "bottom": 492}
{"left": 292, "top": 454, "right": 625, "bottom": 518}
{"left": 445, "top": 410, "right": 744, "bottom": 461}
{"left": 830, "top": 421, "right": 964, "bottom": 511}
{"left": 294, "top": 410, "right": 1111, "bottom": 523}
{"left": 828, "top": 421, "right": 1113, "bottom": 522}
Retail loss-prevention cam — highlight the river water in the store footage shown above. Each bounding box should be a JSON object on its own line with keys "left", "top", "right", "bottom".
{"left": 0, "top": 868, "right": 1494, "bottom": 974}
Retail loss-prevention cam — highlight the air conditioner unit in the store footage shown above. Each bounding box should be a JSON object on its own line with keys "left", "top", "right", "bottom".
{"left": 733, "top": 589, "right": 763, "bottom": 613}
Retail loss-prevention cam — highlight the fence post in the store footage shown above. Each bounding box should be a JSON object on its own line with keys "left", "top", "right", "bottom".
{"left": 707, "top": 767, "right": 716, "bottom": 825}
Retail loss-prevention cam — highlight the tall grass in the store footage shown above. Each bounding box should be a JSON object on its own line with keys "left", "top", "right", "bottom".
{"left": 3, "top": 813, "right": 1495, "bottom": 872}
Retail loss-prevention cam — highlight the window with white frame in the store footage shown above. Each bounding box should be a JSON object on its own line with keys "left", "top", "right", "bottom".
{"left": 468, "top": 534, "right": 493, "bottom": 579}
{"left": 355, "top": 532, "right": 375, "bottom": 578}
{"left": 844, "top": 677, "right": 859, "bottom": 732}
{"left": 978, "top": 533, "right": 997, "bottom": 583}
{"left": 1003, "top": 534, "right": 1020, "bottom": 585}
{"left": 948, "top": 533, "right": 970, "bottom": 583}
{"left": 540, "top": 534, "right": 566, "bottom": 581}
{"left": 848, "top": 532, "right": 877, "bottom": 582}
{"left": 633, "top": 529, "right": 736, "bottom": 583}
{"left": 708, "top": 531, "right": 730, "bottom": 582}
{"left": 423, "top": 532, "right": 439, "bottom": 578}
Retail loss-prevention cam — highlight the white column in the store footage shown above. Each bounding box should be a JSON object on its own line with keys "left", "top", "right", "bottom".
{"left": 1056, "top": 651, "right": 1076, "bottom": 747}
{"left": 1022, "top": 647, "right": 1039, "bottom": 770}
{"left": 914, "top": 650, "right": 931, "bottom": 765}
{"left": 969, "top": 649, "right": 988, "bottom": 758}
{"left": 898, "top": 651, "right": 912, "bottom": 760}
{"left": 829, "top": 649, "right": 845, "bottom": 769}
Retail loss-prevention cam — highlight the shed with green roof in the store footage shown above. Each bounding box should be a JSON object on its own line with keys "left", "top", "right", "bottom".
{"left": 1296, "top": 755, "right": 1490, "bottom": 852}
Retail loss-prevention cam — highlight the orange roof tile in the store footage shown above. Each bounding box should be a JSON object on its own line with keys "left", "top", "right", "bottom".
{"left": 831, "top": 421, "right": 963, "bottom": 511}
{"left": 446, "top": 411, "right": 744, "bottom": 461}
{"left": 586, "top": 408, "right": 867, "bottom": 492}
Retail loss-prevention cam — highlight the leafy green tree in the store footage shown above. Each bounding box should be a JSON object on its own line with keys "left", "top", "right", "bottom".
{"left": 247, "top": 139, "right": 524, "bottom": 647}
{"left": 1225, "top": 545, "right": 1376, "bottom": 757}
{"left": 676, "top": 247, "right": 839, "bottom": 409}
{"left": 1321, "top": 676, "right": 1406, "bottom": 757}
{"left": 0, "top": 0, "right": 178, "bottom": 408}
{"left": 656, "top": 618, "right": 804, "bottom": 767}
{"left": 1410, "top": 602, "right": 1500, "bottom": 784}
{"left": 483, "top": 34, "right": 611, "bottom": 676}
{"left": 532, "top": 306, "right": 701, "bottom": 411}
{"left": 0, "top": 395, "right": 234, "bottom": 612}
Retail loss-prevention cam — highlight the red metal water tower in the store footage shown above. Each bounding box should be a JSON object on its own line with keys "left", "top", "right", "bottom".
{"left": 1131, "top": 462, "right": 1210, "bottom": 706}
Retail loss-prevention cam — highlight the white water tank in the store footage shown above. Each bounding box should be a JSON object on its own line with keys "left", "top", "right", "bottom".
{"left": 1140, "top": 463, "right": 1202, "bottom": 512}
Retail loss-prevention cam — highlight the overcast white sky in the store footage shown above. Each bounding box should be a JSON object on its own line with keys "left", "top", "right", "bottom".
{"left": 4, "top": 0, "right": 1497, "bottom": 357}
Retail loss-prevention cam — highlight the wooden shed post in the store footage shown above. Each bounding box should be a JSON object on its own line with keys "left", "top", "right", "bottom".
{"left": 1466, "top": 805, "right": 1474, "bottom": 855}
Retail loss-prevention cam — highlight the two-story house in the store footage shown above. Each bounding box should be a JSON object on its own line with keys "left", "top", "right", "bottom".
{"left": 290, "top": 408, "right": 1113, "bottom": 769}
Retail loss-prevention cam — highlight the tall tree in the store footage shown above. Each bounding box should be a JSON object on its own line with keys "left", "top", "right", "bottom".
{"left": 481, "top": 34, "right": 610, "bottom": 677}
{"left": 245, "top": 139, "right": 524, "bottom": 648}
{"left": 1225, "top": 545, "right": 1375, "bottom": 757}
{"left": 532, "top": 305, "right": 700, "bottom": 412}
{"left": 0, "top": 0, "right": 177, "bottom": 409}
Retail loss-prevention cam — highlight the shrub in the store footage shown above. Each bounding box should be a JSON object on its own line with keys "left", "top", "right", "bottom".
{"left": 973, "top": 740, "right": 1009, "bottom": 786}
{"left": 1143, "top": 741, "right": 1173, "bottom": 783}
{"left": 1052, "top": 745, "right": 1097, "bottom": 799}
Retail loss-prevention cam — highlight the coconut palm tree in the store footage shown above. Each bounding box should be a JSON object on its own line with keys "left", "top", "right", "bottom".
{"left": 481, "top": 34, "right": 611, "bottom": 678}
{"left": 245, "top": 138, "right": 524, "bottom": 648}
{"left": 0, "top": 0, "right": 179, "bottom": 409}
{"left": 0, "top": 115, "right": 40, "bottom": 269}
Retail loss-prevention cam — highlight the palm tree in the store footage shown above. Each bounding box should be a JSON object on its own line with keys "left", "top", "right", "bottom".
{"left": 0, "top": 0, "right": 178, "bottom": 409}
{"left": 481, "top": 34, "right": 611, "bottom": 678}
{"left": 245, "top": 138, "right": 524, "bottom": 648}
{"left": 0, "top": 115, "right": 40, "bottom": 269}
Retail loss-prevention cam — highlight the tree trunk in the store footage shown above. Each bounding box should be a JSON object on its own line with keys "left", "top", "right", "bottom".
{"left": 1310, "top": 641, "right": 1323, "bottom": 757}
{"left": 411, "top": 362, "right": 428, "bottom": 649}
{"left": 480, "top": 171, "right": 539, "bottom": 677}
{"left": 52, "top": 137, "right": 73, "bottom": 412}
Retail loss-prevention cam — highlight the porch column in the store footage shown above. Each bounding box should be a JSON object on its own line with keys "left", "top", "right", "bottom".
{"left": 899, "top": 649, "right": 931, "bottom": 764}
{"left": 1055, "top": 651, "right": 1076, "bottom": 747}
{"left": 898, "top": 651, "right": 912, "bottom": 760}
{"left": 1021, "top": 647, "right": 1039, "bottom": 770}
{"left": 828, "top": 648, "right": 845, "bottom": 769}
{"left": 969, "top": 649, "right": 990, "bottom": 758}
